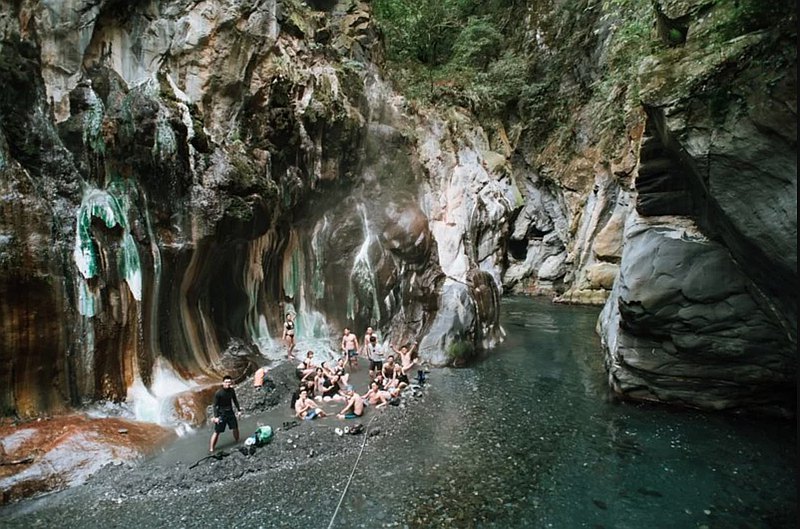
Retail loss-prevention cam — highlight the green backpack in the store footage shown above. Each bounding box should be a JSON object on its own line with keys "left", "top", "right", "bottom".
{"left": 254, "top": 425, "right": 273, "bottom": 447}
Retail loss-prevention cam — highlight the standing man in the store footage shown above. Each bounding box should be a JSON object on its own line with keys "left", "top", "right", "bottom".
{"left": 341, "top": 328, "right": 360, "bottom": 370}
{"left": 209, "top": 375, "right": 243, "bottom": 453}
{"left": 366, "top": 334, "right": 384, "bottom": 380}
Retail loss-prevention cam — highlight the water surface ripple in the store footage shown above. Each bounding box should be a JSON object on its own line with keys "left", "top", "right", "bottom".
{"left": 2, "top": 297, "right": 795, "bottom": 529}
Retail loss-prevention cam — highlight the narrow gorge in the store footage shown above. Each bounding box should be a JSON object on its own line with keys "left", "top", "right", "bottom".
{"left": 0, "top": 0, "right": 796, "bottom": 512}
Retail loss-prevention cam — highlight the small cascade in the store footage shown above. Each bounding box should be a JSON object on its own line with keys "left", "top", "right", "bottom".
{"left": 282, "top": 230, "right": 303, "bottom": 302}
{"left": 125, "top": 358, "right": 197, "bottom": 435}
{"left": 310, "top": 215, "right": 330, "bottom": 300}
{"left": 283, "top": 301, "right": 337, "bottom": 364}
{"left": 346, "top": 204, "right": 381, "bottom": 325}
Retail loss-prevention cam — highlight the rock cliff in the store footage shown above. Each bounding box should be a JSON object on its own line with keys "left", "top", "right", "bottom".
{"left": 0, "top": 0, "right": 795, "bottom": 418}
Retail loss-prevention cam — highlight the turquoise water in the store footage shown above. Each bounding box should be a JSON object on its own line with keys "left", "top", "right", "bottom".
{"left": 468, "top": 297, "right": 797, "bottom": 528}
{"left": 333, "top": 296, "right": 797, "bottom": 528}
{"left": 1, "top": 297, "right": 794, "bottom": 528}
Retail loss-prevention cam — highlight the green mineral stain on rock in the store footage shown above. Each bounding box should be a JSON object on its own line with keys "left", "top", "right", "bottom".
{"left": 73, "top": 185, "right": 143, "bottom": 303}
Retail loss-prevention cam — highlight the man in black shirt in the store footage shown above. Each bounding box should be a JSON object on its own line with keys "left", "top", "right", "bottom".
{"left": 209, "top": 375, "right": 242, "bottom": 452}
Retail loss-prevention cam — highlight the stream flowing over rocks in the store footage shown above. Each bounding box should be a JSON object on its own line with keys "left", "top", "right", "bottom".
{"left": 0, "top": 0, "right": 796, "bottom": 506}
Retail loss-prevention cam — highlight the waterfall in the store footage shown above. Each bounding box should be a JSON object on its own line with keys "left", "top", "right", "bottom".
{"left": 125, "top": 358, "right": 196, "bottom": 435}
{"left": 346, "top": 203, "right": 381, "bottom": 325}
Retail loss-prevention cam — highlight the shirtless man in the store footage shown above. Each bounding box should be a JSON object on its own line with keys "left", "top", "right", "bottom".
{"left": 381, "top": 355, "right": 398, "bottom": 383}
{"left": 362, "top": 326, "right": 376, "bottom": 355}
{"left": 294, "top": 388, "right": 326, "bottom": 420}
{"left": 341, "top": 328, "right": 360, "bottom": 369}
{"left": 336, "top": 388, "right": 365, "bottom": 419}
{"left": 362, "top": 381, "right": 389, "bottom": 408}
{"left": 392, "top": 341, "right": 419, "bottom": 374}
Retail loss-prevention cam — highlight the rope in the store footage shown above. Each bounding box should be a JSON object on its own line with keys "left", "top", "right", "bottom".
{"left": 326, "top": 414, "right": 379, "bottom": 529}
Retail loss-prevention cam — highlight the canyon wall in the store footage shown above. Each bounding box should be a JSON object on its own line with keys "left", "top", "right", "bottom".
{"left": 0, "top": 0, "right": 795, "bottom": 418}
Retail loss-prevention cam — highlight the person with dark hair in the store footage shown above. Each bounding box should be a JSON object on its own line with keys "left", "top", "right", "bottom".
{"left": 336, "top": 387, "right": 365, "bottom": 419}
{"left": 362, "top": 381, "right": 390, "bottom": 408}
{"left": 283, "top": 312, "right": 296, "bottom": 360}
{"left": 209, "top": 375, "right": 242, "bottom": 452}
{"left": 366, "top": 334, "right": 384, "bottom": 380}
{"left": 341, "top": 328, "right": 360, "bottom": 369}
{"left": 295, "top": 388, "right": 326, "bottom": 420}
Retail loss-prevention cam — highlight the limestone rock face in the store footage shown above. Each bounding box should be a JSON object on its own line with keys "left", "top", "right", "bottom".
{"left": 0, "top": 0, "right": 501, "bottom": 420}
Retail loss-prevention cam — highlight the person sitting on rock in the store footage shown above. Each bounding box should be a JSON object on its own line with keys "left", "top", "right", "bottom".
{"left": 390, "top": 362, "right": 409, "bottom": 393}
{"left": 294, "top": 388, "right": 326, "bottom": 420}
{"left": 253, "top": 366, "right": 269, "bottom": 389}
{"left": 337, "top": 387, "right": 365, "bottom": 419}
{"left": 330, "top": 357, "right": 350, "bottom": 389}
{"left": 393, "top": 341, "right": 419, "bottom": 377}
{"left": 318, "top": 370, "right": 345, "bottom": 402}
{"left": 312, "top": 367, "right": 327, "bottom": 400}
{"left": 298, "top": 350, "right": 316, "bottom": 381}
{"left": 381, "top": 355, "right": 398, "bottom": 385}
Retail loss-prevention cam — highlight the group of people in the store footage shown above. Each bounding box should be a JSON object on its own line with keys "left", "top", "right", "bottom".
{"left": 291, "top": 325, "right": 420, "bottom": 423}
{"left": 208, "top": 315, "right": 422, "bottom": 452}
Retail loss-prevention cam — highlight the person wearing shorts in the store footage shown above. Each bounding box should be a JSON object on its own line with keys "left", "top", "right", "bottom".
{"left": 209, "top": 375, "right": 242, "bottom": 452}
{"left": 341, "top": 328, "right": 360, "bottom": 369}
{"left": 294, "top": 388, "right": 326, "bottom": 420}
{"left": 366, "top": 334, "right": 384, "bottom": 380}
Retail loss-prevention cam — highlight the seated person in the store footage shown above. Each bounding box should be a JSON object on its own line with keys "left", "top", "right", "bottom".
{"left": 319, "top": 372, "right": 345, "bottom": 402}
{"left": 362, "top": 381, "right": 390, "bottom": 408}
{"left": 294, "top": 388, "right": 326, "bottom": 420}
{"left": 392, "top": 341, "right": 419, "bottom": 375}
{"left": 336, "top": 388, "right": 365, "bottom": 419}
{"left": 312, "top": 367, "right": 327, "bottom": 400}
{"left": 298, "top": 350, "right": 316, "bottom": 381}
{"left": 331, "top": 358, "right": 350, "bottom": 388}
{"left": 253, "top": 366, "right": 269, "bottom": 388}
{"left": 381, "top": 355, "right": 397, "bottom": 382}
{"left": 392, "top": 362, "right": 409, "bottom": 392}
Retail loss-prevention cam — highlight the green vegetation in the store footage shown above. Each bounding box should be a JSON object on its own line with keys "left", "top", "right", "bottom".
{"left": 446, "top": 338, "right": 475, "bottom": 364}
{"left": 371, "top": 0, "right": 795, "bottom": 156}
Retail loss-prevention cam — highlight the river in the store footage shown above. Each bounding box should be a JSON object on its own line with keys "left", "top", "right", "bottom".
{"left": 2, "top": 296, "right": 795, "bottom": 528}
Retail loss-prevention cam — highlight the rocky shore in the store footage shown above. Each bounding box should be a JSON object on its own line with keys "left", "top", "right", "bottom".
{"left": 1, "top": 361, "right": 431, "bottom": 528}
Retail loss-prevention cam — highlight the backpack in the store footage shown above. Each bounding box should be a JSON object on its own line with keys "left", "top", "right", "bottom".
{"left": 254, "top": 425, "right": 273, "bottom": 447}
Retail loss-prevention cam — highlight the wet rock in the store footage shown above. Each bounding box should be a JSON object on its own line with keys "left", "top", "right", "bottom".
{"left": 0, "top": 415, "right": 174, "bottom": 505}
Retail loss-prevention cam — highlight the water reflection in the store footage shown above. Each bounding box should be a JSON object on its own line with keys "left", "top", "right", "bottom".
{"left": 346, "top": 296, "right": 797, "bottom": 528}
